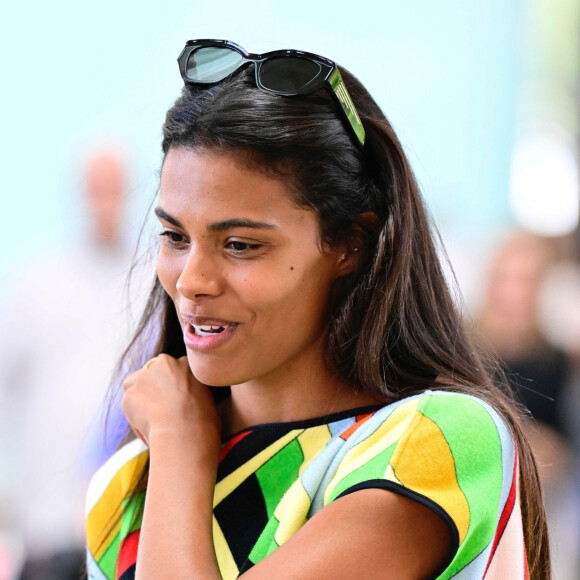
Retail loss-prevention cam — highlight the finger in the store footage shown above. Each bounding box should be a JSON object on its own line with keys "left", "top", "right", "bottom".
{"left": 121, "top": 391, "right": 147, "bottom": 442}
{"left": 123, "top": 370, "right": 140, "bottom": 391}
{"left": 143, "top": 356, "right": 158, "bottom": 370}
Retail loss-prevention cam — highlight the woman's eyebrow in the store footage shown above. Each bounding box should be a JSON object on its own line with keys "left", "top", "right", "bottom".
{"left": 207, "top": 218, "right": 278, "bottom": 232}
{"left": 154, "top": 207, "right": 182, "bottom": 228}
{"left": 154, "top": 208, "right": 278, "bottom": 232}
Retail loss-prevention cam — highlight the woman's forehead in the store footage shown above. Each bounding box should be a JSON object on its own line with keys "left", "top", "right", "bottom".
{"left": 158, "top": 147, "right": 316, "bottom": 228}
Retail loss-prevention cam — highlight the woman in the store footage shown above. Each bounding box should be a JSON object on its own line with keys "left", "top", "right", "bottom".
{"left": 85, "top": 40, "right": 550, "bottom": 579}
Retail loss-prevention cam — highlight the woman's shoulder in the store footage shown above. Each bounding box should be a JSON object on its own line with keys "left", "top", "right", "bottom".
{"left": 368, "top": 389, "right": 513, "bottom": 449}
{"left": 86, "top": 438, "right": 149, "bottom": 516}
{"left": 369, "top": 389, "right": 515, "bottom": 488}
{"left": 326, "top": 389, "right": 514, "bottom": 495}
{"left": 325, "top": 389, "right": 523, "bottom": 578}
{"left": 86, "top": 438, "right": 149, "bottom": 579}
{"left": 328, "top": 390, "right": 515, "bottom": 478}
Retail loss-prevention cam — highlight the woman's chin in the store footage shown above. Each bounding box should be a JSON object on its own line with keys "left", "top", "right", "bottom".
{"left": 186, "top": 354, "right": 246, "bottom": 387}
{"left": 191, "top": 370, "right": 234, "bottom": 388}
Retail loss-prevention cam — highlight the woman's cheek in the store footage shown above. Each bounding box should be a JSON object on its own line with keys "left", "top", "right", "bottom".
{"left": 156, "top": 251, "right": 182, "bottom": 299}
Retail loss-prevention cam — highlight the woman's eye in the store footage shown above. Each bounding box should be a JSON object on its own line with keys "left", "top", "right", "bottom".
{"left": 226, "top": 240, "right": 262, "bottom": 253}
{"left": 159, "top": 231, "right": 186, "bottom": 245}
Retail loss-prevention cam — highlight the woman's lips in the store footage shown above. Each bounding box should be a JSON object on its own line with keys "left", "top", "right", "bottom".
{"left": 182, "top": 319, "right": 239, "bottom": 351}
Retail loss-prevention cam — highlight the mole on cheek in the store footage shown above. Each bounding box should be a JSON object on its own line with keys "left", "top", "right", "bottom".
{"left": 290, "top": 266, "right": 294, "bottom": 271}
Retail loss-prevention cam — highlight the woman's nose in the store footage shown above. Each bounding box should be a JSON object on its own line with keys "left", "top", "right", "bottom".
{"left": 175, "top": 248, "right": 222, "bottom": 300}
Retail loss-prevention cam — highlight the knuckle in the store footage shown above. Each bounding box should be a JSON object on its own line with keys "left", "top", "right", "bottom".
{"left": 121, "top": 388, "right": 132, "bottom": 404}
{"left": 123, "top": 369, "right": 142, "bottom": 390}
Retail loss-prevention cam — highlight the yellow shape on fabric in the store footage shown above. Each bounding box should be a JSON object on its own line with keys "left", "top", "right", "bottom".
{"left": 391, "top": 413, "right": 470, "bottom": 542}
{"left": 297, "top": 425, "right": 332, "bottom": 476}
{"left": 86, "top": 451, "right": 149, "bottom": 560}
{"left": 214, "top": 430, "right": 302, "bottom": 506}
{"left": 213, "top": 515, "right": 239, "bottom": 580}
{"left": 273, "top": 478, "right": 312, "bottom": 546}
{"left": 324, "top": 399, "right": 419, "bottom": 504}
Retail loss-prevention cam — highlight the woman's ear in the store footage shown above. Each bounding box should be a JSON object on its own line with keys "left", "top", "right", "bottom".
{"left": 336, "top": 245, "right": 360, "bottom": 275}
{"left": 336, "top": 212, "right": 378, "bottom": 275}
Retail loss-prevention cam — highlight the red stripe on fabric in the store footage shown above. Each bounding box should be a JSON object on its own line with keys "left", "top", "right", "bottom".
{"left": 219, "top": 430, "right": 252, "bottom": 462}
{"left": 483, "top": 450, "right": 518, "bottom": 578}
{"left": 339, "top": 412, "right": 376, "bottom": 441}
{"left": 116, "top": 529, "right": 140, "bottom": 579}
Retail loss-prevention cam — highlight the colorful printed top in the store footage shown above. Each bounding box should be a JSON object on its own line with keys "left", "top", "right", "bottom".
{"left": 85, "top": 391, "right": 529, "bottom": 579}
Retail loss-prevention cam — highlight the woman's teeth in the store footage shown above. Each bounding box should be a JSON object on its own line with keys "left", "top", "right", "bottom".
{"left": 192, "top": 324, "right": 227, "bottom": 336}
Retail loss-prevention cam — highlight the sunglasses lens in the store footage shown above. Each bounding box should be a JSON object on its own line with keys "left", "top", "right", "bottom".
{"left": 185, "top": 47, "right": 244, "bottom": 83}
{"left": 260, "top": 57, "right": 322, "bottom": 93}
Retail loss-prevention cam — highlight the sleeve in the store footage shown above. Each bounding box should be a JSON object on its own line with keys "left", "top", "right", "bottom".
{"left": 85, "top": 439, "right": 149, "bottom": 580}
{"left": 323, "top": 391, "right": 524, "bottom": 579}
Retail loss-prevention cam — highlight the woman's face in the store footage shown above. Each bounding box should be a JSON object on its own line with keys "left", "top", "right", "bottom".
{"left": 156, "top": 147, "right": 348, "bottom": 387}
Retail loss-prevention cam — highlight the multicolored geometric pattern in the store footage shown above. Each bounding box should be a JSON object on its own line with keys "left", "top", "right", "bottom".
{"left": 85, "top": 391, "right": 528, "bottom": 579}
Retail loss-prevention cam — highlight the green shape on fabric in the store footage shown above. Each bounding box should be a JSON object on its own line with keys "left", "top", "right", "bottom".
{"left": 248, "top": 515, "right": 281, "bottom": 564}
{"left": 326, "top": 441, "right": 397, "bottom": 503}
{"left": 97, "top": 492, "right": 145, "bottom": 579}
{"left": 255, "top": 438, "right": 304, "bottom": 518}
{"left": 97, "top": 530, "right": 121, "bottom": 580}
{"left": 418, "top": 393, "right": 503, "bottom": 578}
{"left": 121, "top": 491, "right": 146, "bottom": 537}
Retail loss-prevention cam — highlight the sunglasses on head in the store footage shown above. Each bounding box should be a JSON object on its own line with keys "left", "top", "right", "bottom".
{"left": 177, "top": 39, "right": 366, "bottom": 148}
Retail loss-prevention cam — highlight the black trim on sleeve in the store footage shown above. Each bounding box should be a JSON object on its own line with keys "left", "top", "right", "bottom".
{"left": 336, "top": 480, "right": 460, "bottom": 580}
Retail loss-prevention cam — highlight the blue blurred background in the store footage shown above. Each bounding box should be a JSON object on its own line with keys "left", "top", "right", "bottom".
{"left": 0, "top": 0, "right": 551, "bottom": 280}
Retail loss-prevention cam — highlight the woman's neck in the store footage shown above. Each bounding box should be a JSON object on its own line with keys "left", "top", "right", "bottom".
{"left": 220, "top": 349, "right": 382, "bottom": 438}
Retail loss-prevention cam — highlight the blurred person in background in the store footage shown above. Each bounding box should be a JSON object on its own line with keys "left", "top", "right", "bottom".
{"left": 541, "top": 259, "right": 580, "bottom": 446}
{"left": 0, "top": 147, "right": 146, "bottom": 580}
{"left": 476, "top": 232, "right": 570, "bottom": 443}
{"left": 475, "top": 229, "right": 579, "bottom": 578}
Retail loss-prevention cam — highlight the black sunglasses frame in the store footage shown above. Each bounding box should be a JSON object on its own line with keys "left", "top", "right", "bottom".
{"left": 177, "top": 39, "right": 366, "bottom": 147}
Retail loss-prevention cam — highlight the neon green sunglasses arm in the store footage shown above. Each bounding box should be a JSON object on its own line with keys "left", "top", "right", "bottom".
{"left": 329, "top": 68, "right": 366, "bottom": 147}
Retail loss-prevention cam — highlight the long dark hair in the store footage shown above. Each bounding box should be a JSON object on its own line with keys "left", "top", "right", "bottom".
{"left": 111, "top": 64, "right": 550, "bottom": 578}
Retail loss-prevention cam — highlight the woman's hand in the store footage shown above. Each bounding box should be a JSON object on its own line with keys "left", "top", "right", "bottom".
{"left": 122, "top": 354, "right": 221, "bottom": 452}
